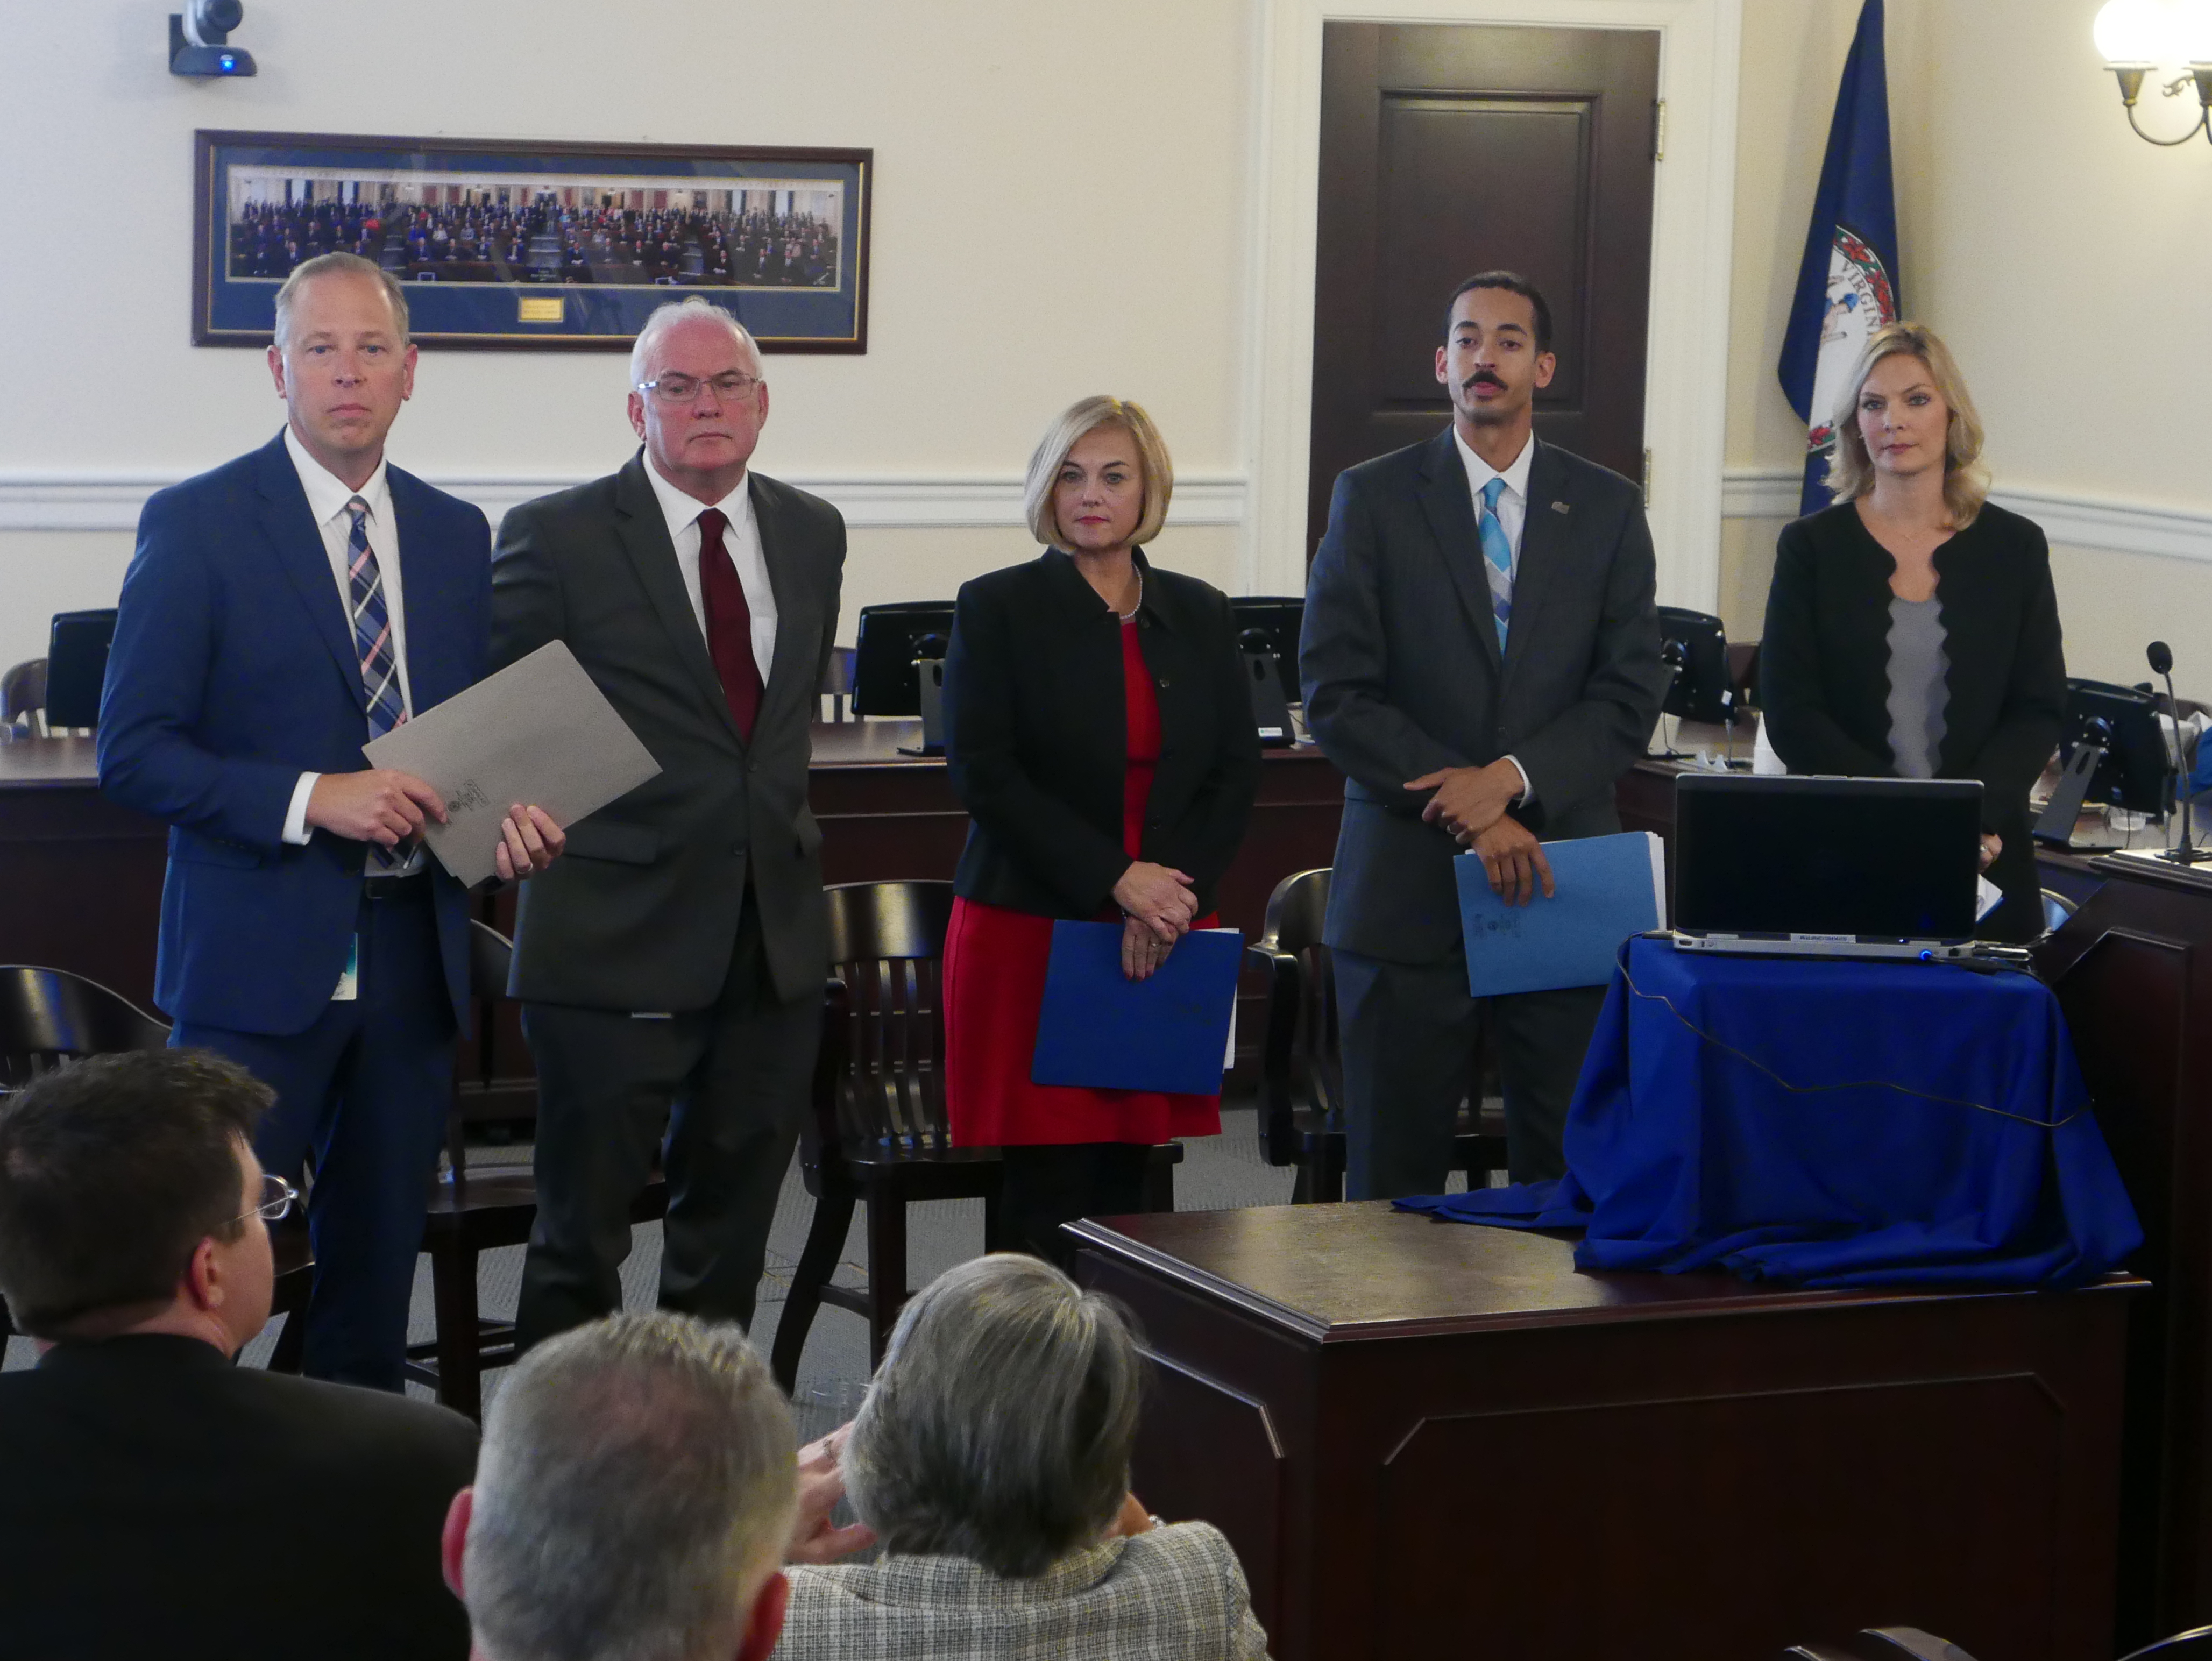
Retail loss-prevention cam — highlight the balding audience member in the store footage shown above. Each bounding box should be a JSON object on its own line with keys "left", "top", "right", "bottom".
{"left": 443, "top": 1312, "right": 819, "bottom": 1661}
{"left": 0, "top": 1051, "right": 478, "bottom": 1659}
{"left": 782, "top": 1254, "right": 1273, "bottom": 1660}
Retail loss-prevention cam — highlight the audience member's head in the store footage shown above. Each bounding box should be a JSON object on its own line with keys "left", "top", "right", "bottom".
{"left": 448, "top": 1311, "right": 799, "bottom": 1661}
{"left": 843, "top": 1253, "right": 1143, "bottom": 1579}
{"left": 0, "top": 1049, "right": 278, "bottom": 1351}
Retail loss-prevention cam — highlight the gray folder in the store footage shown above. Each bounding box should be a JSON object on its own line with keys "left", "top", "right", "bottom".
{"left": 362, "top": 641, "right": 661, "bottom": 887}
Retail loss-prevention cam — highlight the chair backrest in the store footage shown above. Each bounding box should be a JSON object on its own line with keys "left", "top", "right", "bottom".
{"left": 2120, "top": 1627, "right": 2212, "bottom": 1660}
{"left": 814, "top": 881, "right": 958, "bottom": 1159}
{"left": 2, "top": 658, "right": 47, "bottom": 728}
{"left": 0, "top": 967, "right": 171, "bottom": 1094}
{"left": 1784, "top": 1631, "right": 1979, "bottom": 1661}
{"left": 1251, "top": 869, "right": 1342, "bottom": 1158}
{"left": 446, "top": 921, "right": 517, "bottom": 1183}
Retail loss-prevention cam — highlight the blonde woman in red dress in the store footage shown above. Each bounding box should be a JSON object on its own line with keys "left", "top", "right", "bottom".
{"left": 940, "top": 397, "right": 1262, "bottom": 1266}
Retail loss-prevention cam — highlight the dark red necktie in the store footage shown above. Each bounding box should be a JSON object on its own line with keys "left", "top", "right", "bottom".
{"left": 696, "top": 507, "right": 762, "bottom": 742}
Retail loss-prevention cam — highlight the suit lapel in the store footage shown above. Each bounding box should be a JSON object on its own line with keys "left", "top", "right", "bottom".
{"left": 750, "top": 473, "right": 816, "bottom": 735}
{"left": 253, "top": 432, "right": 363, "bottom": 713}
{"left": 386, "top": 466, "right": 458, "bottom": 714}
{"left": 613, "top": 455, "right": 746, "bottom": 749}
{"left": 1415, "top": 428, "right": 1504, "bottom": 676}
{"left": 1500, "top": 441, "right": 1569, "bottom": 683}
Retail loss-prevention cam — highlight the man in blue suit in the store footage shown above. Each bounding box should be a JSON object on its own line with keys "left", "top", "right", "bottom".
{"left": 99, "top": 253, "right": 563, "bottom": 1388}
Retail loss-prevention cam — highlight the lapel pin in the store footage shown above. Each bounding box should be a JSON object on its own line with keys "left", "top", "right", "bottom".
{"left": 1550, "top": 501, "right": 1570, "bottom": 515}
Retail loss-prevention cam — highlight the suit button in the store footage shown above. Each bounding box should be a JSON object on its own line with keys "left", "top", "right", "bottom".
{"left": 1158, "top": 676, "right": 1171, "bottom": 689}
{"left": 730, "top": 842, "right": 744, "bottom": 855}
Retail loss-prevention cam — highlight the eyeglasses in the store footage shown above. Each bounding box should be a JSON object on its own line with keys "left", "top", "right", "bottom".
{"left": 233, "top": 1172, "right": 298, "bottom": 1229}
{"left": 636, "top": 371, "right": 762, "bottom": 405}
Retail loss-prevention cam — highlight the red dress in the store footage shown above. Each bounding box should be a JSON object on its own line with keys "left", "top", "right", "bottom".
{"left": 943, "top": 616, "right": 1223, "bottom": 1147}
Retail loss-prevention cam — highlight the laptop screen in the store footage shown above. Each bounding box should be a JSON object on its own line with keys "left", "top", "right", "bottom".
{"left": 1674, "top": 775, "right": 1984, "bottom": 940}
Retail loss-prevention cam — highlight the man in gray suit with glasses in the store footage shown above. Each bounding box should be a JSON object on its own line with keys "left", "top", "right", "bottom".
{"left": 492, "top": 297, "right": 845, "bottom": 1348}
{"left": 1300, "top": 271, "right": 1665, "bottom": 1199}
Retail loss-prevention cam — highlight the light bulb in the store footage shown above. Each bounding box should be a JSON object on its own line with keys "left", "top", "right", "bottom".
{"left": 2094, "top": 0, "right": 2174, "bottom": 65}
{"left": 2173, "top": 0, "right": 2212, "bottom": 61}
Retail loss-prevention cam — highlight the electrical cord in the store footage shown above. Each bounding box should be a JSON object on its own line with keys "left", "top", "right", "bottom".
{"left": 1618, "top": 942, "right": 2078, "bottom": 1130}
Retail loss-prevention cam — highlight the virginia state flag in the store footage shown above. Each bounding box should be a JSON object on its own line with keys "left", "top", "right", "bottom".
{"left": 1777, "top": 0, "right": 1902, "bottom": 517}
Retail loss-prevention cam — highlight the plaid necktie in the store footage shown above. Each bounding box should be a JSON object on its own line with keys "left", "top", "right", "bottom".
{"left": 1478, "top": 477, "right": 1513, "bottom": 650}
{"left": 346, "top": 498, "right": 406, "bottom": 872}
{"left": 347, "top": 497, "right": 406, "bottom": 739}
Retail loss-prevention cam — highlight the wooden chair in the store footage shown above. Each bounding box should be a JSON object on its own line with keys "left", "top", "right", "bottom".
{"left": 0, "top": 966, "right": 312, "bottom": 1360}
{"left": 2122, "top": 1629, "right": 2212, "bottom": 1659}
{"left": 1247, "top": 868, "right": 1507, "bottom": 1202}
{"left": 402, "top": 919, "right": 668, "bottom": 1421}
{"left": 1782, "top": 1631, "right": 1979, "bottom": 1661}
{"left": 2, "top": 658, "right": 46, "bottom": 736}
{"left": 770, "top": 879, "right": 1181, "bottom": 1393}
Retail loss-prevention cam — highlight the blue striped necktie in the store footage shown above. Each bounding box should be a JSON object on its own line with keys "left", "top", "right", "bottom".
{"left": 1478, "top": 476, "right": 1513, "bottom": 649}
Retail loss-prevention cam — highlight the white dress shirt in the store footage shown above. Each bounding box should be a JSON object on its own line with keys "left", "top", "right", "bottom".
{"left": 280, "top": 427, "right": 420, "bottom": 856}
{"left": 642, "top": 458, "right": 778, "bottom": 685}
{"left": 1450, "top": 426, "right": 1536, "bottom": 805}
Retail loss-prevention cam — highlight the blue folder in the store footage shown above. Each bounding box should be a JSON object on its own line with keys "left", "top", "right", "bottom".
{"left": 1031, "top": 921, "right": 1244, "bottom": 1095}
{"left": 1456, "top": 831, "right": 1666, "bottom": 997}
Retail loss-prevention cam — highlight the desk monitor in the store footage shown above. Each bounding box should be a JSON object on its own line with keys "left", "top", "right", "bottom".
{"left": 852, "top": 601, "right": 956, "bottom": 718}
{"left": 44, "top": 609, "right": 118, "bottom": 729}
{"left": 1657, "top": 606, "right": 1734, "bottom": 726}
{"left": 2059, "top": 678, "right": 2169, "bottom": 817}
{"left": 1674, "top": 773, "right": 1983, "bottom": 941}
{"left": 1228, "top": 597, "right": 1303, "bottom": 701}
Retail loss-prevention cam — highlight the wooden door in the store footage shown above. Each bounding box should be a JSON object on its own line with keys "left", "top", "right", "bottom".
{"left": 1309, "top": 23, "right": 1660, "bottom": 553}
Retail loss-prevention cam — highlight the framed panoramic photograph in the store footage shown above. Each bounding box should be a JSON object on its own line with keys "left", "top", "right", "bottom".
{"left": 192, "top": 130, "right": 871, "bottom": 351}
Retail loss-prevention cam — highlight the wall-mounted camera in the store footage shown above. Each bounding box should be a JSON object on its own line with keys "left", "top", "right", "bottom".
{"left": 169, "top": 0, "right": 256, "bottom": 77}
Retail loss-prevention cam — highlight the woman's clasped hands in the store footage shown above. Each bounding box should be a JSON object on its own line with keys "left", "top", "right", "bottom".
{"left": 1112, "top": 860, "right": 1197, "bottom": 981}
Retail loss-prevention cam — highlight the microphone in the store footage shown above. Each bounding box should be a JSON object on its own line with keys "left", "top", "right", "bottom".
{"left": 2147, "top": 641, "right": 2209, "bottom": 865}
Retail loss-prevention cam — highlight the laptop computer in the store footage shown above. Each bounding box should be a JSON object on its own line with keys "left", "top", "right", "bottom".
{"left": 1670, "top": 774, "right": 1985, "bottom": 961}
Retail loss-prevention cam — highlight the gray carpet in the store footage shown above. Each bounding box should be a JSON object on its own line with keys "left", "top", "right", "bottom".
{"left": 3, "top": 1102, "right": 1474, "bottom": 1419}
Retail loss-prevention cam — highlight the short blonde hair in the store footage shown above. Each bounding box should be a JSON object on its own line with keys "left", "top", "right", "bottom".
{"left": 272, "top": 253, "right": 410, "bottom": 347}
{"left": 1022, "top": 396, "right": 1174, "bottom": 550}
{"left": 1825, "top": 321, "right": 1990, "bottom": 528}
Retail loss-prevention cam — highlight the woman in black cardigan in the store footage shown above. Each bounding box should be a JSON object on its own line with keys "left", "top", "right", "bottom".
{"left": 941, "top": 396, "right": 1261, "bottom": 1266}
{"left": 1761, "top": 322, "right": 2065, "bottom": 943}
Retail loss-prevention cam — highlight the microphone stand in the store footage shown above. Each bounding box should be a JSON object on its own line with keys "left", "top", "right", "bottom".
{"left": 2152, "top": 656, "right": 2210, "bottom": 867}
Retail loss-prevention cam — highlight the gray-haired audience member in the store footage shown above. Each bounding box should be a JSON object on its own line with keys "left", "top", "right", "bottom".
{"left": 0, "top": 1050, "right": 479, "bottom": 1659}
{"left": 444, "top": 1310, "right": 868, "bottom": 1661}
{"left": 778, "top": 1253, "right": 1272, "bottom": 1660}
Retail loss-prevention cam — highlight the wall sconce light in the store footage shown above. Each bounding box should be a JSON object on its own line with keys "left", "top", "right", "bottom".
{"left": 2095, "top": 0, "right": 2212, "bottom": 144}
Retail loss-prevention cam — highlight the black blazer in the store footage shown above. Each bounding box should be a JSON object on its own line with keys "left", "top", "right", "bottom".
{"left": 1760, "top": 500, "right": 2067, "bottom": 942}
{"left": 0, "top": 1333, "right": 478, "bottom": 1659}
{"left": 944, "top": 548, "right": 1261, "bottom": 918}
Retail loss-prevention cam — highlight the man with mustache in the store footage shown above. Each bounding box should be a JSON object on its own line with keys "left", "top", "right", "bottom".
{"left": 491, "top": 297, "right": 846, "bottom": 1350}
{"left": 1300, "top": 272, "right": 1664, "bottom": 1197}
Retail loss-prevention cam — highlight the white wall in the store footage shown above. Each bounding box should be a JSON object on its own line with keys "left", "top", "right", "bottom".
{"left": 1721, "top": 0, "right": 2212, "bottom": 694}
{"left": 0, "top": 0, "right": 1258, "bottom": 670}
{"left": 8, "top": 0, "right": 2209, "bottom": 695}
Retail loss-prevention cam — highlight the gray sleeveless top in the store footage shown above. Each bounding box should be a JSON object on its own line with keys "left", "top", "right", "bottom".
{"left": 1885, "top": 595, "right": 1949, "bottom": 779}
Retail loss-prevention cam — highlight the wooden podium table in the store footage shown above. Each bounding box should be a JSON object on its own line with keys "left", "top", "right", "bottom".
{"left": 1071, "top": 1203, "right": 2140, "bottom": 1661}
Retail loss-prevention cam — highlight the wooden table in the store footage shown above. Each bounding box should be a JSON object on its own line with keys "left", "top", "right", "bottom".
{"left": 1071, "top": 1203, "right": 2142, "bottom": 1661}
{"left": 2036, "top": 855, "right": 2212, "bottom": 1646}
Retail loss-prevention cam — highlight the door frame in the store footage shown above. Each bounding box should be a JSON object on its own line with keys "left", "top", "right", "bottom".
{"left": 1240, "top": 0, "right": 1743, "bottom": 612}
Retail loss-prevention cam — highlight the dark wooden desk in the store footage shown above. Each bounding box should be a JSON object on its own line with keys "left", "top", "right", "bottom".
{"left": 1073, "top": 1203, "right": 2140, "bottom": 1661}
{"left": 2036, "top": 856, "right": 2212, "bottom": 1645}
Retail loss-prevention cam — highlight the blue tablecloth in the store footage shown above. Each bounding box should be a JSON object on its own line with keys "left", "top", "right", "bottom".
{"left": 1398, "top": 936, "right": 2143, "bottom": 1288}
